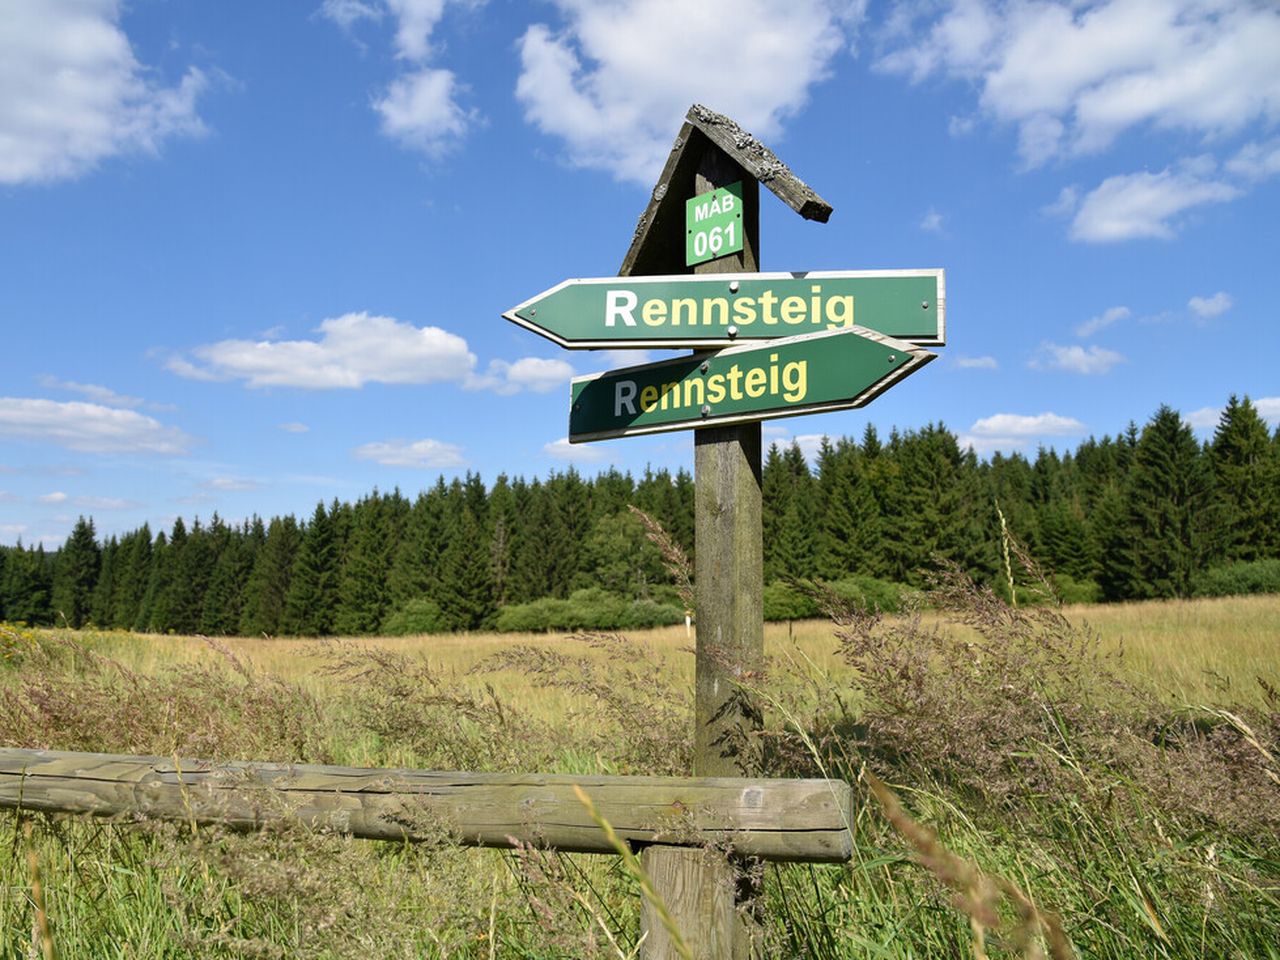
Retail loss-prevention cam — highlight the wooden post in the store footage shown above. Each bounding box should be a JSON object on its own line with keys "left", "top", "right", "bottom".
{"left": 641, "top": 145, "right": 764, "bottom": 960}
{"left": 691, "top": 147, "right": 763, "bottom": 784}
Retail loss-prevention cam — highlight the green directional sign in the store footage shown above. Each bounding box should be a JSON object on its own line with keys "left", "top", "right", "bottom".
{"left": 505, "top": 270, "right": 945, "bottom": 349}
{"left": 686, "top": 182, "right": 744, "bottom": 266}
{"left": 569, "top": 326, "right": 935, "bottom": 443}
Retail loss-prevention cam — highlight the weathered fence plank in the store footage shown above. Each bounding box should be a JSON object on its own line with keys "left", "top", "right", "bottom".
{"left": 0, "top": 748, "right": 852, "bottom": 864}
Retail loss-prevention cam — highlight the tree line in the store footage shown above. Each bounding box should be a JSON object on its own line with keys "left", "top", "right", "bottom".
{"left": 2, "top": 396, "right": 1277, "bottom": 635}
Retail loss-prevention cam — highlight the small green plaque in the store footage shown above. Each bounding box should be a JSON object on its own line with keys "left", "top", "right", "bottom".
{"left": 686, "top": 182, "right": 744, "bottom": 266}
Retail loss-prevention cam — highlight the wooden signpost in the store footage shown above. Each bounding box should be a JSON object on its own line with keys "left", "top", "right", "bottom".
{"left": 504, "top": 104, "right": 947, "bottom": 959}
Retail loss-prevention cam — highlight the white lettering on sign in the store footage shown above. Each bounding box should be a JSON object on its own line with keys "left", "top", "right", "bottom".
{"left": 615, "top": 379, "right": 638, "bottom": 415}
{"left": 693, "top": 192, "right": 736, "bottom": 222}
{"left": 600, "top": 284, "right": 855, "bottom": 330}
{"left": 605, "top": 290, "right": 638, "bottom": 327}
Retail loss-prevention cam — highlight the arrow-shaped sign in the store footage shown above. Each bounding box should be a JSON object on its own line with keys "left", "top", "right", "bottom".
{"left": 506, "top": 269, "right": 945, "bottom": 350}
{"left": 568, "top": 326, "right": 935, "bottom": 443}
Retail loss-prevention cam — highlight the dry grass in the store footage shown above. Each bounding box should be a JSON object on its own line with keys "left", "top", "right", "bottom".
{"left": 74, "top": 593, "right": 1279, "bottom": 712}
{"left": 2, "top": 587, "right": 1278, "bottom": 958}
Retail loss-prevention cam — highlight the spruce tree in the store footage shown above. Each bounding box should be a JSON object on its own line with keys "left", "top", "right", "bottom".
{"left": 438, "top": 504, "right": 495, "bottom": 629}
{"left": 385, "top": 491, "right": 443, "bottom": 619}
{"left": 334, "top": 494, "right": 397, "bottom": 634}
{"left": 817, "top": 439, "right": 880, "bottom": 579}
{"left": 52, "top": 516, "right": 100, "bottom": 628}
{"left": 240, "top": 516, "right": 300, "bottom": 636}
{"left": 1123, "top": 406, "right": 1211, "bottom": 598}
{"left": 201, "top": 523, "right": 253, "bottom": 635}
{"left": 761, "top": 444, "right": 792, "bottom": 581}
{"left": 113, "top": 525, "right": 152, "bottom": 630}
{"left": 487, "top": 475, "right": 519, "bottom": 608}
{"left": 771, "top": 442, "right": 818, "bottom": 579}
{"left": 90, "top": 535, "right": 119, "bottom": 627}
{"left": 1210, "top": 395, "right": 1274, "bottom": 562}
{"left": 283, "top": 502, "right": 341, "bottom": 635}
{"left": 136, "top": 530, "right": 171, "bottom": 632}
{"left": 2, "top": 541, "right": 54, "bottom": 625}
{"left": 167, "top": 518, "right": 214, "bottom": 634}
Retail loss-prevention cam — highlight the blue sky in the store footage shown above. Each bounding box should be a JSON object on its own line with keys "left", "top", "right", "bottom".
{"left": 2, "top": 0, "right": 1278, "bottom": 547}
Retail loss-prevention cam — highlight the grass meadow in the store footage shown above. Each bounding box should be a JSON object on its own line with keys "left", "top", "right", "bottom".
{"left": 2, "top": 585, "right": 1278, "bottom": 958}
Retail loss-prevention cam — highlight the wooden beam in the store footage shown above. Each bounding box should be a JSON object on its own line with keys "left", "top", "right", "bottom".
{"left": 685, "top": 105, "right": 832, "bottom": 223}
{"left": 0, "top": 748, "right": 853, "bottom": 864}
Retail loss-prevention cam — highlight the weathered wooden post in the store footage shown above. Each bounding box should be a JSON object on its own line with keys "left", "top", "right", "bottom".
{"left": 619, "top": 107, "right": 825, "bottom": 960}
{"left": 505, "top": 103, "right": 944, "bottom": 959}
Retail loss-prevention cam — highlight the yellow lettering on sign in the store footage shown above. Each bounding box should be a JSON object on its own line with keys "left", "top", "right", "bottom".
{"left": 781, "top": 296, "right": 805, "bottom": 324}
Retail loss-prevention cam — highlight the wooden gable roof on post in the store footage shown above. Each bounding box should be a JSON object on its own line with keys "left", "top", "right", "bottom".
{"left": 619, "top": 104, "right": 834, "bottom": 278}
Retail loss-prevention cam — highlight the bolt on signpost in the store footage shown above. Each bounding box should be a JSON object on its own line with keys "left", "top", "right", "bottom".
{"left": 504, "top": 105, "right": 946, "bottom": 960}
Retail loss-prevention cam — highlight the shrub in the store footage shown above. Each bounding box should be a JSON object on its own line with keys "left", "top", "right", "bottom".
{"left": 764, "top": 576, "right": 905, "bottom": 621}
{"left": 494, "top": 588, "right": 683, "bottom": 633}
{"left": 382, "top": 597, "right": 450, "bottom": 635}
{"left": 1193, "top": 558, "right": 1280, "bottom": 598}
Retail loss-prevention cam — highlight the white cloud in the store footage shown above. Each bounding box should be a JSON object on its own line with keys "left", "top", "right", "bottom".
{"left": 1185, "top": 405, "right": 1221, "bottom": 429}
{"left": 205, "top": 477, "right": 259, "bottom": 492}
{"left": 597, "top": 349, "right": 653, "bottom": 368}
{"left": 353, "top": 437, "right": 466, "bottom": 467}
{"left": 1226, "top": 137, "right": 1280, "bottom": 181}
{"left": 1075, "top": 305, "right": 1130, "bottom": 337}
{"left": 955, "top": 355, "right": 998, "bottom": 370}
{"left": 543, "top": 437, "right": 606, "bottom": 462}
{"left": 948, "top": 114, "right": 976, "bottom": 137}
{"left": 0, "top": 523, "right": 29, "bottom": 540}
{"left": 279, "top": 421, "right": 310, "bottom": 433}
{"left": 1030, "top": 343, "right": 1126, "bottom": 375}
{"left": 170, "top": 312, "right": 476, "bottom": 389}
{"left": 319, "top": 0, "right": 384, "bottom": 31}
{"left": 516, "top": 0, "right": 853, "bottom": 183}
{"left": 37, "top": 375, "right": 175, "bottom": 412}
{"left": 877, "top": 0, "right": 1280, "bottom": 169}
{"left": 920, "top": 208, "right": 944, "bottom": 233}
{"left": 323, "top": 0, "right": 476, "bottom": 156}
{"left": 75, "top": 496, "right": 140, "bottom": 510}
{"left": 1042, "top": 184, "right": 1079, "bottom": 218}
{"left": 959, "top": 410, "right": 1085, "bottom": 452}
{"left": 374, "top": 67, "right": 472, "bottom": 156}
{"left": 1182, "top": 399, "right": 1279, "bottom": 429}
{"left": 467, "top": 356, "right": 575, "bottom": 395}
{"left": 792, "top": 433, "right": 829, "bottom": 463}
{"left": 1188, "top": 291, "right": 1233, "bottom": 319}
{"left": 0, "top": 398, "right": 192, "bottom": 454}
{"left": 0, "top": 0, "right": 208, "bottom": 185}
{"left": 969, "top": 412, "right": 1085, "bottom": 437}
{"left": 38, "top": 491, "right": 69, "bottom": 504}
{"left": 170, "top": 312, "right": 565, "bottom": 396}
{"left": 1256, "top": 397, "right": 1280, "bottom": 425}
{"left": 1069, "top": 164, "right": 1238, "bottom": 242}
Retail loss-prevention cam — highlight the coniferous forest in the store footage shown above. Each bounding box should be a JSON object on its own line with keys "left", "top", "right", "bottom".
{"left": 2, "top": 397, "right": 1278, "bottom": 635}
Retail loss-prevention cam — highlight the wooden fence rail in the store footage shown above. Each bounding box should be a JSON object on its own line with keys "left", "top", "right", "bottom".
{"left": 0, "top": 748, "right": 852, "bottom": 865}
